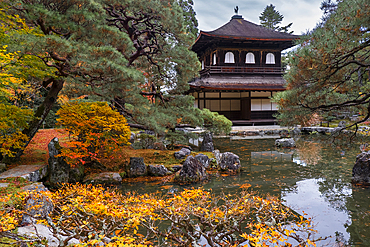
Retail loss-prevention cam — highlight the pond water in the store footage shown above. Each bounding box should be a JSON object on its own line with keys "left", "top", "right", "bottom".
{"left": 121, "top": 137, "right": 370, "bottom": 246}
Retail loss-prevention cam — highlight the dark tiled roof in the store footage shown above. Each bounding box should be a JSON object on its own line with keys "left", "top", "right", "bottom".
{"left": 190, "top": 83, "right": 285, "bottom": 91}
{"left": 204, "top": 15, "right": 299, "bottom": 40}
{"left": 192, "top": 15, "right": 299, "bottom": 53}
{"left": 189, "top": 75, "right": 286, "bottom": 91}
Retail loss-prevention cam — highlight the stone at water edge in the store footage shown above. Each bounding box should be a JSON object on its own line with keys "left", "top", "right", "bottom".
{"left": 212, "top": 150, "right": 222, "bottom": 165}
{"left": 176, "top": 156, "right": 208, "bottom": 183}
{"left": 352, "top": 151, "right": 370, "bottom": 185}
{"left": 275, "top": 138, "right": 296, "bottom": 148}
{"left": 219, "top": 152, "right": 241, "bottom": 172}
{"left": 48, "top": 137, "right": 70, "bottom": 185}
{"left": 194, "top": 153, "right": 210, "bottom": 169}
{"left": 147, "top": 165, "right": 171, "bottom": 176}
{"left": 200, "top": 132, "right": 214, "bottom": 152}
{"left": 129, "top": 157, "right": 147, "bottom": 177}
{"left": 83, "top": 172, "right": 122, "bottom": 184}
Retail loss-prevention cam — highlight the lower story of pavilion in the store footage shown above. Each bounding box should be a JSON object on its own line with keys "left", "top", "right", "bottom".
{"left": 188, "top": 75, "right": 287, "bottom": 125}
{"left": 189, "top": 90, "right": 281, "bottom": 125}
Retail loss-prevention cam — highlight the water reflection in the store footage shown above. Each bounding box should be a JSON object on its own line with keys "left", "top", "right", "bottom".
{"left": 214, "top": 137, "right": 369, "bottom": 246}
{"left": 282, "top": 178, "right": 351, "bottom": 245}
{"left": 120, "top": 137, "right": 370, "bottom": 246}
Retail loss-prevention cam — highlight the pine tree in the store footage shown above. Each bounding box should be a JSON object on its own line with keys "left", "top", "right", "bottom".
{"left": 2, "top": 0, "right": 230, "bottom": 160}
{"left": 259, "top": 4, "right": 293, "bottom": 33}
{"left": 273, "top": 0, "right": 370, "bottom": 130}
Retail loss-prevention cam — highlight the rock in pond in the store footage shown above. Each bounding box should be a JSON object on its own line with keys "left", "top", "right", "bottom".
{"left": 219, "top": 152, "right": 241, "bottom": 172}
{"left": 275, "top": 138, "right": 296, "bottom": 148}
{"left": 194, "top": 153, "right": 210, "bottom": 169}
{"left": 212, "top": 150, "right": 222, "bottom": 165}
{"left": 83, "top": 172, "right": 122, "bottom": 184}
{"left": 175, "top": 156, "right": 208, "bottom": 183}
{"left": 148, "top": 165, "right": 171, "bottom": 176}
{"left": 352, "top": 151, "right": 370, "bottom": 185}
{"left": 200, "top": 132, "right": 214, "bottom": 152}
{"left": 129, "top": 157, "right": 147, "bottom": 177}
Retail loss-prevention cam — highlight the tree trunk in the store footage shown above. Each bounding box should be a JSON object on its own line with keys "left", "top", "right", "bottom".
{"left": 14, "top": 79, "right": 64, "bottom": 160}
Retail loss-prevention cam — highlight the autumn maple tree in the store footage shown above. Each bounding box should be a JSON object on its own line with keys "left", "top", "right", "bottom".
{"left": 56, "top": 101, "right": 131, "bottom": 166}
{"left": 274, "top": 0, "right": 370, "bottom": 129}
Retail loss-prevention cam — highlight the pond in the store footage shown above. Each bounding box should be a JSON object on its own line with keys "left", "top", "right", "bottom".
{"left": 121, "top": 137, "right": 370, "bottom": 246}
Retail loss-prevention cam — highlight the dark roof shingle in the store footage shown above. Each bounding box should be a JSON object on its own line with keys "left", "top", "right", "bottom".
{"left": 205, "top": 15, "right": 299, "bottom": 40}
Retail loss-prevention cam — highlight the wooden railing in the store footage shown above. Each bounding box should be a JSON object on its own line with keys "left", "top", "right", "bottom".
{"left": 200, "top": 66, "right": 284, "bottom": 76}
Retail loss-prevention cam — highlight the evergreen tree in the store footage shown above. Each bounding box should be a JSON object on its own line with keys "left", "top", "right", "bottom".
{"left": 1, "top": 0, "right": 206, "bottom": 159}
{"left": 178, "top": 0, "right": 199, "bottom": 37}
{"left": 259, "top": 4, "right": 293, "bottom": 33}
{"left": 273, "top": 0, "right": 370, "bottom": 130}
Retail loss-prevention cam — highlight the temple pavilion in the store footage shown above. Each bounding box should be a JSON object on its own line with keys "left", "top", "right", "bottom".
{"left": 189, "top": 13, "right": 299, "bottom": 125}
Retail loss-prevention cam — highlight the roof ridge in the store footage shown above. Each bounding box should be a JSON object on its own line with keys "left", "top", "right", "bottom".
{"left": 202, "top": 17, "right": 299, "bottom": 39}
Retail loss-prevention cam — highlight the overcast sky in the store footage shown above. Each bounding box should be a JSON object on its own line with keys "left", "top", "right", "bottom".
{"left": 193, "top": 0, "right": 324, "bottom": 35}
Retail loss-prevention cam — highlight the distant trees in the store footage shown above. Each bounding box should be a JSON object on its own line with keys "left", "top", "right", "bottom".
{"left": 273, "top": 0, "right": 370, "bottom": 129}
{"left": 259, "top": 4, "right": 293, "bottom": 33}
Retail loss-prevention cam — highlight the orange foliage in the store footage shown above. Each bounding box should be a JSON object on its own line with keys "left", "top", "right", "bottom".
{"left": 0, "top": 184, "right": 321, "bottom": 246}
{"left": 56, "top": 101, "right": 131, "bottom": 167}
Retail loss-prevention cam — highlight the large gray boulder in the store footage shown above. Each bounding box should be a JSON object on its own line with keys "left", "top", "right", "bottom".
{"left": 219, "top": 152, "right": 241, "bottom": 172}
{"left": 129, "top": 157, "right": 147, "bottom": 177}
{"left": 17, "top": 224, "right": 79, "bottom": 247}
{"left": 48, "top": 137, "right": 70, "bottom": 186}
{"left": 176, "top": 156, "right": 208, "bottom": 183}
{"left": 20, "top": 183, "right": 53, "bottom": 226}
{"left": 275, "top": 138, "right": 296, "bottom": 148}
{"left": 352, "top": 151, "right": 370, "bottom": 185}
{"left": 194, "top": 153, "right": 210, "bottom": 169}
{"left": 148, "top": 165, "right": 171, "bottom": 176}
{"left": 200, "top": 132, "right": 214, "bottom": 152}
{"left": 174, "top": 147, "right": 191, "bottom": 160}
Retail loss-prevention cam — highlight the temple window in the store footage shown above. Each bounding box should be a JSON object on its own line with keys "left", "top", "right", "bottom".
{"left": 266, "top": 53, "right": 275, "bottom": 64}
{"left": 245, "top": 52, "right": 255, "bottom": 64}
{"left": 224, "top": 52, "right": 235, "bottom": 63}
{"left": 213, "top": 53, "right": 217, "bottom": 65}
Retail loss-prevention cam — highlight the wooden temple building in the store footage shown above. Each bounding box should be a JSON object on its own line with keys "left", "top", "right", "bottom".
{"left": 189, "top": 14, "right": 299, "bottom": 125}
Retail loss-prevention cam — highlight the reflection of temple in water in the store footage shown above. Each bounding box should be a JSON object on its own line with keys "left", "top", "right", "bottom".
{"left": 248, "top": 151, "right": 293, "bottom": 173}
